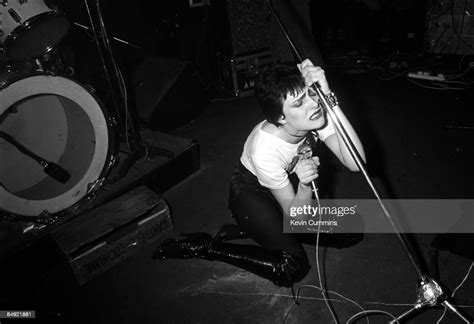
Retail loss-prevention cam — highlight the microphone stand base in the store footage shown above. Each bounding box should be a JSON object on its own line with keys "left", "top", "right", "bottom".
{"left": 390, "top": 278, "right": 471, "bottom": 323}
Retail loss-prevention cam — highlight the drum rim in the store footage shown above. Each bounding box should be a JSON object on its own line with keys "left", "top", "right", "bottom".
{"left": 0, "top": 68, "right": 46, "bottom": 89}
{"left": 0, "top": 74, "right": 117, "bottom": 217}
{"left": 4, "top": 11, "right": 70, "bottom": 60}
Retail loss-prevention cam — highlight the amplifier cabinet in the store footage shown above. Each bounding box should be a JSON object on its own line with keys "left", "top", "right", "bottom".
{"left": 218, "top": 50, "right": 274, "bottom": 96}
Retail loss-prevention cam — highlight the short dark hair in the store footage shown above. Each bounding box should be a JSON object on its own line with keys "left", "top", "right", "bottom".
{"left": 255, "top": 63, "right": 306, "bottom": 126}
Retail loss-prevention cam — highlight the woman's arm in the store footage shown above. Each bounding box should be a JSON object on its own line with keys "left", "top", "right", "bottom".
{"left": 299, "top": 59, "right": 366, "bottom": 171}
{"left": 270, "top": 157, "right": 319, "bottom": 217}
{"left": 323, "top": 106, "right": 366, "bottom": 171}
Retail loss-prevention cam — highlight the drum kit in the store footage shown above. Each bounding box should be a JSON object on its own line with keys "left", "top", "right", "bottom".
{"left": 0, "top": 0, "right": 120, "bottom": 224}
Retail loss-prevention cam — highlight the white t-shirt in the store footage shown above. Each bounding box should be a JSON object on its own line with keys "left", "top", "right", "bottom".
{"left": 240, "top": 119, "right": 336, "bottom": 189}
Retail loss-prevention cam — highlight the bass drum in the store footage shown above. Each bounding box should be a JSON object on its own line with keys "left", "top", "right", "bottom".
{"left": 0, "top": 73, "right": 116, "bottom": 218}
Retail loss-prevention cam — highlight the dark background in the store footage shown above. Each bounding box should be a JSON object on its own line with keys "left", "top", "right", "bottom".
{"left": 52, "top": 0, "right": 435, "bottom": 103}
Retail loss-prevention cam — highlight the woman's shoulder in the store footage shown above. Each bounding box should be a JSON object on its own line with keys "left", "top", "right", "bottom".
{"left": 248, "top": 123, "right": 285, "bottom": 152}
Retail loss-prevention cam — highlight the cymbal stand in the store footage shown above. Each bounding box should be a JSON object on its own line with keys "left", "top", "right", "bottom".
{"left": 266, "top": 0, "right": 472, "bottom": 322}
{"left": 84, "top": 0, "right": 173, "bottom": 182}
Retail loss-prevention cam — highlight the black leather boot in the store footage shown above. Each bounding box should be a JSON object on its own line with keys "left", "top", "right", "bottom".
{"left": 152, "top": 234, "right": 310, "bottom": 287}
{"left": 213, "top": 224, "right": 248, "bottom": 242}
{"left": 206, "top": 243, "right": 310, "bottom": 287}
{"left": 152, "top": 233, "right": 213, "bottom": 260}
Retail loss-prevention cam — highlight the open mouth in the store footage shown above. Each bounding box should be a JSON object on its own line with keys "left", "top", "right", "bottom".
{"left": 309, "top": 108, "right": 323, "bottom": 120}
{"left": 309, "top": 98, "right": 323, "bottom": 120}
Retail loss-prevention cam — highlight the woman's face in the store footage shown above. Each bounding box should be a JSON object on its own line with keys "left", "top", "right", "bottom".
{"left": 280, "top": 87, "right": 327, "bottom": 132}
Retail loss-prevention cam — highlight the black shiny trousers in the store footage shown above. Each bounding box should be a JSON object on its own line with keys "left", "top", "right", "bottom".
{"left": 224, "top": 161, "right": 311, "bottom": 286}
{"left": 229, "top": 161, "right": 312, "bottom": 260}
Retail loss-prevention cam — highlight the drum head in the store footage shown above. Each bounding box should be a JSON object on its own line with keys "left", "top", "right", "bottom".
{"left": 0, "top": 74, "right": 113, "bottom": 217}
{"left": 5, "top": 13, "right": 70, "bottom": 60}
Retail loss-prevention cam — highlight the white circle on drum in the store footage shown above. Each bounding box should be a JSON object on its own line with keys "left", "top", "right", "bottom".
{"left": 0, "top": 74, "right": 110, "bottom": 217}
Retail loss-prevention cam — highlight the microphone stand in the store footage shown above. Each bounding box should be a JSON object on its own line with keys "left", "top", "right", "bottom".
{"left": 266, "top": 0, "right": 472, "bottom": 322}
{"left": 0, "top": 131, "right": 71, "bottom": 184}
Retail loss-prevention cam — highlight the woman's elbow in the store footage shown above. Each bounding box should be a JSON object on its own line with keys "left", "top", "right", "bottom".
{"left": 348, "top": 165, "right": 360, "bottom": 172}
{"left": 346, "top": 156, "right": 367, "bottom": 172}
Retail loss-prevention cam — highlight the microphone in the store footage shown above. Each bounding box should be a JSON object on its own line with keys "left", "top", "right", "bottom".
{"left": 297, "top": 143, "right": 319, "bottom": 198}
{"left": 0, "top": 131, "right": 71, "bottom": 184}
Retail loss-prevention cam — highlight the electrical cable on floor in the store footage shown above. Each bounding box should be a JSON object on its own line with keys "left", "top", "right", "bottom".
{"left": 457, "top": 50, "right": 474, "bottom": 73}
{"left": 281, "top": 284, "right": 370, "bottom": 324}
{"left": 436, "top": 262, "right": 474, "bottom": 324}
{"left": 312, "top": 183, "right": 340, "bottom": 323}
{"left": 372, "top": 62, "right": 442, "bottom": 81}
{"left": 329, "top": 50, "right": 474, "bottom": 90}
{"left": 404, "top": 75, "right": 471, "bottom": 91}
{"left": 198, "top": 289, "right": 474, "bottom": 308}
{"left": 281, "top": 248, "right": 474, "bottom": 323}
{"left": 345, "top": 310, "right": 399, "bottom": 323}
{"left": 299, "top": 285, "right": 369, "bottom": 324}
{"left": 445, "top": 66, "right": 473, "bottom": 81}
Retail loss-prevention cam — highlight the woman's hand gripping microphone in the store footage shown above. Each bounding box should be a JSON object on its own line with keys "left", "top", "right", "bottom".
{"left": 295, "top": 143, "right": 319, "bottom": 198}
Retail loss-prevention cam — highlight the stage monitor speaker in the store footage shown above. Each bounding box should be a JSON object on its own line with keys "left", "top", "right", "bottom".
{"left": 132, "top": 56, "right": 209, "bottom": 132}
{"left": 212, "top": 0, "right": 275, "bottom": 57}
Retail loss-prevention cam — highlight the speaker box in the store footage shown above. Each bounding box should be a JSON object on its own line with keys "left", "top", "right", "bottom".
{"left": 132, "top": 56, "right": 209, "bottom": 132}
{"left": 211, "top": 0, "right": 324, "bottom": 65}
{"left": 212, "top": 0, "right": 275, "bottom": 57}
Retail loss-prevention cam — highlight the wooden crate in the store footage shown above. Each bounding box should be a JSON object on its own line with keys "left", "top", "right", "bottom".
{"left": 51, "top": 186, "right": 172, "bottom": 285}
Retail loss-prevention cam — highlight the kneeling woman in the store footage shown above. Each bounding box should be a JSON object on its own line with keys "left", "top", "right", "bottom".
{"left": 153, "top": 59, "right": 366, "bottom": 287}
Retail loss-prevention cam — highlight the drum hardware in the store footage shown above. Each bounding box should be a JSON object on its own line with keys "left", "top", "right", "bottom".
{"left": 36, "top": 210, "right": 60, "bottom": 225}
{"left": 0, "top": 130, "right": 71, "bottom": 184}
{"left": 8, "top": 8, "right": 22, "bottom": 24}
{"left": 86, "top": 177, "right": 105, "bottom": 196}
{"left": 2, "top": 208, "right": 60, "bottom": 226}
{"left": 83, "top": 83, "right": 96, "bottom": 93}
{"left": 66, "top": 179, "right": 105, "bottom": 215}
{"left": 267, "top": 0, "right": 472, "bottom": 322}
{"left": 72, "top": 22, "right": 143, "bottom": 50}
{"left": 84, "top": 0, "right": 173, "bottom": 182}
{"left": 28, "top": 50, "right": 73, "bottom": 76}
{"left": 1, "top": 57, "right": 38, "bottom": 76}
{"left": 0, "top": 0, "right": 70, "bottom": 60}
